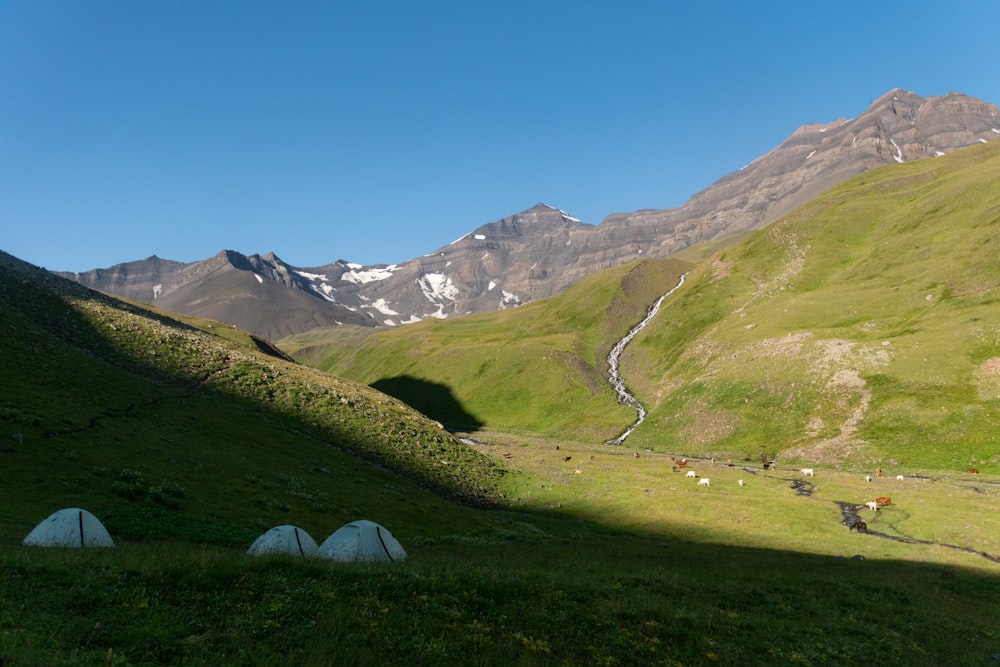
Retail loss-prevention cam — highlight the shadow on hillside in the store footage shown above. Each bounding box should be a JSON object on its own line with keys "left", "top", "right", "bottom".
{"left": 370, "top": 375, "right": 484, "bottom": 433}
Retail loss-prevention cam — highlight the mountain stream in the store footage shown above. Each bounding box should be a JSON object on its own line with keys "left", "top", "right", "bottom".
{"left": 605, "top": 272, "right": 688, "bottom": 445}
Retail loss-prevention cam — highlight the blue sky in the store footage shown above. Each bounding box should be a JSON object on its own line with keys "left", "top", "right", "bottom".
{"left": 3, "top": 1, "right": 999, "bottom": 272}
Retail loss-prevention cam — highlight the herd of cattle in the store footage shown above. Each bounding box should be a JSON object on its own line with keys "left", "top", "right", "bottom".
{"left": 661, "top": 457, "right": 986, "bottom": 535}
{"left": 556, "top": 448, "right": 986, "bottom": 536}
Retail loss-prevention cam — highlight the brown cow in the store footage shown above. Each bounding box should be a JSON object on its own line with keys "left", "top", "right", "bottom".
{"left": 875, "top": 496, "right": 892, "bottom": 507}
{"left": 968, "top": 468, "right": 980, "bottom": 474}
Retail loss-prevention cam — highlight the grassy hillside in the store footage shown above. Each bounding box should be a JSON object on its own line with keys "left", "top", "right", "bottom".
{"left": 282, "top": 257, "right": 693, "bottom": 441}
{"left": 624, "top": 140, "right": 1000, "bottom": 471}
{"left": 0, "top": 251, "right": 512, "bottom": 545}
{"left": 287, "top": 142, "right": 1000, "bottom": 473}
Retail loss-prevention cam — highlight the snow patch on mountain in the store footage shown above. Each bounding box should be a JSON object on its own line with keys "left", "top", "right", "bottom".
{"left": 539, "top": 202, "right": 583, "bottom": 224}
{"left": 294, "top": 269, "right": 338, "bottom": 302}
{"left": 369, "top": 299, "right": 399, "bottom": 316}
{"left": 340, "top": 264, "right": 398, "bottom": 285}
{"left": 890, "top": 138, "right": 905, "bottom": 163}
{"left": 418, "top": 272, "right": 459, "bottom": 304}
{"left": 500, "top": 289, "right": 522, "bottom": 309}
{"left": 309, "top": 282, "right": 337, "bottom": 302}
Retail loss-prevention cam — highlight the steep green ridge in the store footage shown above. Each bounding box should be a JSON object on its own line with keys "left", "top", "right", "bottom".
{"left": 286, "top": 142, "right": 1000, "bottom": 471}
{"left": 0, "top": 252, "right": 511, "bottom": 544}
{"left": 283, "top": 258, "right": 693, "bottom": 440}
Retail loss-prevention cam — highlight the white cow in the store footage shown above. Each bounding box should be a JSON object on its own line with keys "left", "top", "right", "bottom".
{"left": 698, "top": 478, "right": 711, "bottom": 487}
{"left": 738, "top": 479, "right": 744, "bottom": 487}
{"left": 686, "top": 470, "right": 697, "bottom": 478}
{"left": 896, "top": 475, "right": 904, "bottom": 481}
{"left": 801, "top": 468, "right": 814, "bottom": 477}
{"left": 866, "top": 501, "right": 879, "bottom": 512}
{"left": 865, "top": 475, "right": 872, "bottom": 483}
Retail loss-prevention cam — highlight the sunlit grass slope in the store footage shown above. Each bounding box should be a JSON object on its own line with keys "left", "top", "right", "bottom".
{"left": 625, "top": 140, "right": 1000, "bottom": 470}
{"left": 283, "top": 258, "right": 693, "bottom": 441}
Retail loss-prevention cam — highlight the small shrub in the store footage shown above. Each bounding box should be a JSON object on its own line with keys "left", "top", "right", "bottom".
{"left": 111, "top": 468, "right": 147, "bottom": 500}
{"left": 148, "top": 482, "right": 185, "bottom": 508}
{"left": 0, "top": 407, "right": 41, "bottom": 426}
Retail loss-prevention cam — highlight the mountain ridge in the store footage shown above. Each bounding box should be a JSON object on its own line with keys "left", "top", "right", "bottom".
{"left": 55, "top": 89, "right": 1000, "bottom": 341}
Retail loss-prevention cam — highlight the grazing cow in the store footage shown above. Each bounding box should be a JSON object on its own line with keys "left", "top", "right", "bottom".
{"left": 865, "top": 475, "right": 872, "bottom": 483}
{"left": 968, "top": 468, "right": 980, "bottom": 474}
{"left": 686, "top": 470, "right": 697, "bottom": 478}
{"left": 875, "top": 496, "right": 891, "bottom": 507}
{"left": 738, "top": 479, "right": 744, "bottom": 487}
{"left": 877, "top": 467, "right": 885, "bottom": 478}
{"left": 698, "top": 478, "right": 711, "bottom": 487}
{"left": 633, "top": 452, "right": 640, "bottom": 459}
{"left": 866, "top": 501, "right": 879, "bottom": 512}
{"left": 850, "top": 518, "right": 868, "bottom": 532}
{"left": 896, "top": 475, "right": 904, "bottom": 481}
{"left": 801, "top": 468, "right": 814, "bottom": 477}
{"left": 563, "top": 456, "right": 572, "bottom": 462}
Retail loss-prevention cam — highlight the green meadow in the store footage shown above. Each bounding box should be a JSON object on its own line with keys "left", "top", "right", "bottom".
{"left": 3, "top": 142, "right": 1000, "bottom": 665}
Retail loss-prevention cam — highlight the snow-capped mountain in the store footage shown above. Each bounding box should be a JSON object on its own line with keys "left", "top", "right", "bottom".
{"left": 57, "top": 89, "right": 1000, "bottom": 341}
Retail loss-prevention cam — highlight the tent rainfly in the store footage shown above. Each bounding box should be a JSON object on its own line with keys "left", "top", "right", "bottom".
{"left": 318, "top": 519, "right": 407, "bottom": 562}
{"left": 22, "top": 508, "right": 116, "bottom": 548}
{"left": 246, "top": 525, "right": 319, "bottom": 558}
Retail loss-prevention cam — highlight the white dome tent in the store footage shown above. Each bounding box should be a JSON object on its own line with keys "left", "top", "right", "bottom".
{"left": 246, "top": 525, "right": 319, "bottom": 558}
{"left": 22, "top": 508, "right": 116, "bottom": 548}
{"left": 319, "top": 519, "right": 407, "bottom": 562}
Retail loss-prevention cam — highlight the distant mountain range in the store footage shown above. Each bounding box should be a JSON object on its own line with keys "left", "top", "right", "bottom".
{"left": 57, "top": 89, "right": 1000, "bottom": 342}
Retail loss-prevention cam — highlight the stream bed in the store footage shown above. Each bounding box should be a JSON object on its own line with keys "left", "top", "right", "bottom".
{"left": 605, "top": 272, "right": 687, "bottom": 445}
